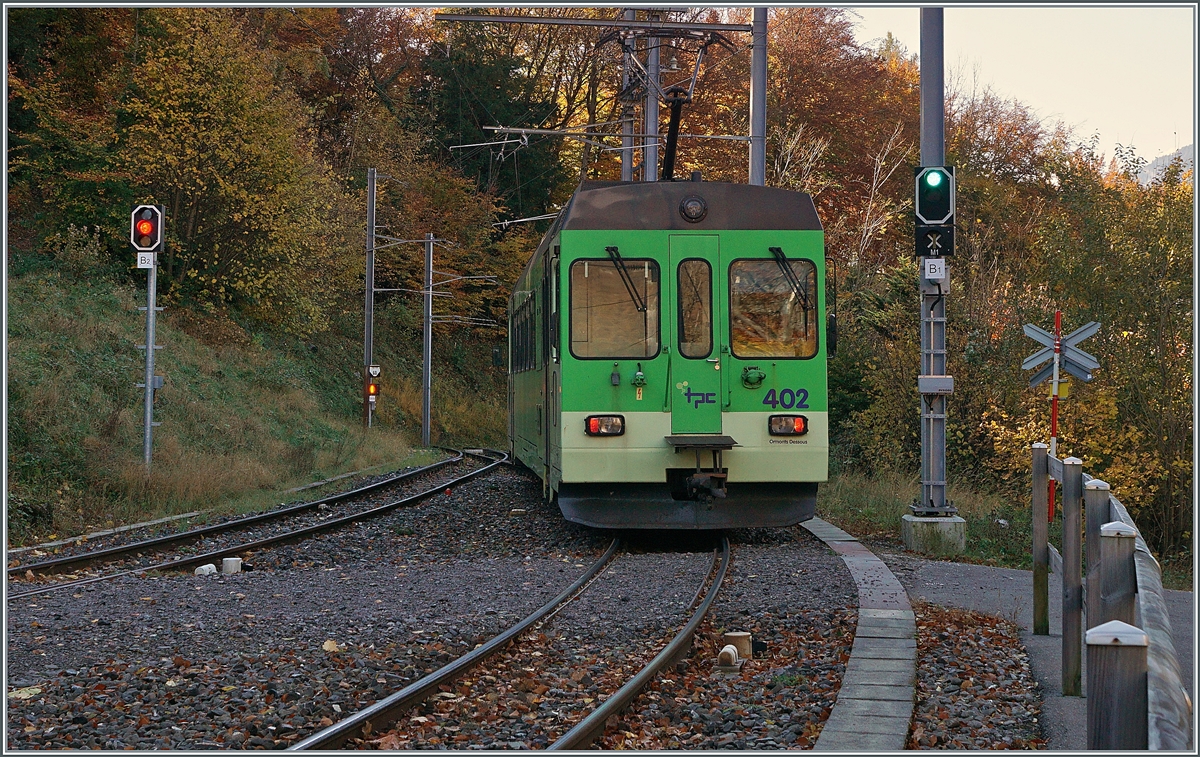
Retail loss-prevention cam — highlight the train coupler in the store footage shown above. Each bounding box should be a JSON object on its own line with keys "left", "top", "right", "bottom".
{"left": 685, "top": 471, "right": 727, "bottom": 500}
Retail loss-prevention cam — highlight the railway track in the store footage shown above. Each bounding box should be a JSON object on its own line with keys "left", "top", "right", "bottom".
{"left": 292, "top": 537, "right": 730, "bottom": 750}
{"left": 6, "top": 449, "right": 506, "bottom": 600}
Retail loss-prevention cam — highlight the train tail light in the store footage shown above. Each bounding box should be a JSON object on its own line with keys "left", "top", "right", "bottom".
{"left": 585, "top": 415, "right": 625, "bottom": 436}
{"left": 769, "top": 415, "right": 808, "bottom": 436}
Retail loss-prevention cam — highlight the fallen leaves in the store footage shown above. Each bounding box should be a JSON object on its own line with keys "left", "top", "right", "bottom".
{"left": 907, "top": 601, "right": 1047, "bottom": 750}
{"left": 8, "top": 686, "right": 43, "bottom": 700}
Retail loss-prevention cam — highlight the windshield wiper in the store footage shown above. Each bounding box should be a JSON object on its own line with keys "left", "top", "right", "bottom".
{"left": 768, "top": 246, "right": 810, "bottom": 311}
{"left": 606, "top": 246, "right": 647, "bottom": 312}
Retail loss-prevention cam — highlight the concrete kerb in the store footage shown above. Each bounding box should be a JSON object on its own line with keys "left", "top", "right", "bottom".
{"left": 801, "top": 517, "right": 917, "bottom": 751}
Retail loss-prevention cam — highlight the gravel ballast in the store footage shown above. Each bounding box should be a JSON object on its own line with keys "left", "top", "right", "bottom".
{"left": 356, "top": 550, "right": 718, "bottom": 749}
{"left": 8, "top": 462, "right": 1051, "bottom": 750}
{"left": 7, "top": 456, "right": 484, "bottom": 592}
{"left": 597, "top": 536, "right": 859, "bottom": 750}
{"left": 7, "top": 464, "right": 609, "bottom": 748}
{"left": 907, "top": 601, "right": 1047, "bottom": 749}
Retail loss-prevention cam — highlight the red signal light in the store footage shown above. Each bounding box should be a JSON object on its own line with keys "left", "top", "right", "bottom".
{"left": 584, "top": 415, "right": 624, "bottom": 436}
{"left": 768, "top": 415, "right": 809, "bottom": 436}
{"left": 131, "top": 205, "right": 163, "bottom": 252}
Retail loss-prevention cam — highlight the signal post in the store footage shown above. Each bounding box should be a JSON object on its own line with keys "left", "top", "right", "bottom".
{"left": 903, "top": 8, "right": 965, "bottom": 553}
{"left": 131, "top": 204, "right": 165, "bottom": 472}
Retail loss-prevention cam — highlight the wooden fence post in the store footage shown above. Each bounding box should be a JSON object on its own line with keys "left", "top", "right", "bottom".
{"left": 1087, "top": 620, "right": 1148, "bottom": 749}
{"left": 1099, "top": 521, "right": 1137, "bottom": 626}
{"left": 1061, "top": 456, "right": 1083, "bottom": 697}
{"left": 1084, "top": 479, "right": 1112, "bottom": 628}
{"left": 1032, "top": 443, "right": 1049, "bottom": 636}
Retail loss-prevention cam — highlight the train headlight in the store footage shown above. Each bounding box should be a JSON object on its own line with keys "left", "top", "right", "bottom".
{"left": 768, "top": 415, "right": 808, "bottom": 436}
{"left": 679, "top": 194, "right": 708, "bottom": 223}
{"left": 585, "top": 415, "right": 625, "bottom": 436}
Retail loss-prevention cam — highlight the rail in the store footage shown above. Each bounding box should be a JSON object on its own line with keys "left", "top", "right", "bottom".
{"left": 1032, "top": 443, "right": 1191, "bottom": 750}
{"left": 8, "top": 451, "right": 465, "bottom": 578}
{"left": 291, "top": 539, "right": 621, "bottom": 750}
{"left": 8, "top": 450, "right": 504, "bottom": 600}
{"left": 548, "top": 536, "right": 730, "bottom": 749}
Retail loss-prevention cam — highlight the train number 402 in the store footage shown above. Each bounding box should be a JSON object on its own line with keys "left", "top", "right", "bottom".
{"left": 762, "top": 388, "right": 809, "bottom": 409}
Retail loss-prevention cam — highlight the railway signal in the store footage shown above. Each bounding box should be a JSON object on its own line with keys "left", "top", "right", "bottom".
{"left": 130, "top": 204, "right": 164, "bottom": 253}
{"left": 364, "top": 365, "right": 381, "bottom": 413}
{"left": 131, "top": 203, "right": 167, "bottom": 473}
{"left": 914, "top": 166, "right": 955, "bottom": 257}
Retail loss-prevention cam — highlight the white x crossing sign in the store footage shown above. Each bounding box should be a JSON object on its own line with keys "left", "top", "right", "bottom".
{"left": 1023, "top": 321, "right": 1100, "bottom": 386}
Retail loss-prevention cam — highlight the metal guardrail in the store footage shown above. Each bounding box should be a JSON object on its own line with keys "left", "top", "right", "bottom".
{"left": 1104, "top": 494, "right": 1192, "bottom": 750}
{"left": 1032, "top": 442, "right": 1191, "bottom": 750}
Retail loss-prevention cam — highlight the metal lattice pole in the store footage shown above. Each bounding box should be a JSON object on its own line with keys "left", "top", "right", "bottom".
{"left": 364, "top": 167, "right": 377, "bottom": 428}
{"left": 748, "top": 7, "right": 767, "bottom": 186}
{"left": 644, "top": 14, "right": 660, "bottom": 182}
{"left": 919, "top": 8, "right": 948, "bottom": 512}
{"left": 142, "top": 248, "right": 158, "bottom": 469}
{"left": 422, "top": 233, "right": 434, "bottom": 447}
{"left": 621, "top": 8, "right": 635, "bottom": 182}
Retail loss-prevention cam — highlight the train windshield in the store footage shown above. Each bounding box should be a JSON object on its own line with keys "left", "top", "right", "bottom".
{"left": 729, "top": 258, "right": 818, "bottom": 358}
{"left": 570, "top": 259, "right": 660, "bottom": 358}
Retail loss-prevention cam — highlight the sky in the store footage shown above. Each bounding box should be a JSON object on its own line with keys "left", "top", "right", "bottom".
{"left": 846, "top": 5, "right": 1196, "bottom": 163}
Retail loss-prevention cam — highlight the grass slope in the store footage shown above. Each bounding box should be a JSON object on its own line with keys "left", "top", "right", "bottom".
{"left": 6, "top": 260, "right": 507, "bottom": 545}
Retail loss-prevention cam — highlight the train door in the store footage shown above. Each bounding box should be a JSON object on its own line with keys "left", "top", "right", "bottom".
{"left": 668, "top": 235, "right": 722, "bottom": 434}
{"left": 544, "top": 248, "right": 562, "bottom": 496}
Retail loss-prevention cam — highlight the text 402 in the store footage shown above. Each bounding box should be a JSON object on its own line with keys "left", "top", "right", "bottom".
{"left": 762, "top": 388, "right": 809, "bottom": 410}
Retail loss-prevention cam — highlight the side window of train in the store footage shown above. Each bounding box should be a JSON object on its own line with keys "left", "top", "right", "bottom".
{"left": 569, "top": 259, "right": 660, "bottom": 359}
{"left": 514, "top": 294, "right": 535, "bottom": 372}
{"left": 677, "top": 259, "right": 712, "bottom": 359}
{"left": 729, "top": 258, "right": 819, "bottom": 359}
{"left": 550, "top": 256, "right": 560, "bottom": 362}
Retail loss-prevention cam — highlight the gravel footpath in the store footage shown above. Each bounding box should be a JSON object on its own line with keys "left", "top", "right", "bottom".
{"left": 863, "top": 540, "right": 1050, "bottom": 750}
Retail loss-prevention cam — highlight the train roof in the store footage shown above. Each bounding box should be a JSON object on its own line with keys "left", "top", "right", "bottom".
{"left": 558, "top": 180, "right": 822, "bottom": 232}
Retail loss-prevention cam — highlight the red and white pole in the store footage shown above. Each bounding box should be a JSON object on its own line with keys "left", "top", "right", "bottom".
{"left": 1048, "top": 309, "right": 1062, "bottom": 521}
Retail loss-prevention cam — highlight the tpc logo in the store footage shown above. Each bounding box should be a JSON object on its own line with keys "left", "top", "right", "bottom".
{"left": 676, "top": 381, "right": 715, "bottom": 409}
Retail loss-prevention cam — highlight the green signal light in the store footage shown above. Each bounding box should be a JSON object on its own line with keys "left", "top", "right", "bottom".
{"left": 925, "top": 170, "right": 944, "bottom": 188}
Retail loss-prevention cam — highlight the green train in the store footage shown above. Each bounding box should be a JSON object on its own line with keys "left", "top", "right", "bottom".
{"left": 508, "top": 177, "right": 830, "bottom": 529}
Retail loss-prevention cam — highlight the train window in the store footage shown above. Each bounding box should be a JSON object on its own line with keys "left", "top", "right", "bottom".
{"left": 677, "top": 259, "right": 712, "bottom": 359}
{"left": 512, "top": 292, "right": 536, "bottom": 373}
{"left": 570, "top": 259, "right": 660, "bottom": 359}
{"left": 729, "top": 258, "right": 818, "bottom": 358}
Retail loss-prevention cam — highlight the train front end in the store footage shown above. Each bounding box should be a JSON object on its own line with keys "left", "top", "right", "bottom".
{"left": 552, "top": 180, "right": 828, "bottom": 529}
